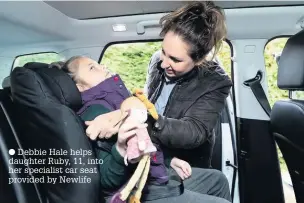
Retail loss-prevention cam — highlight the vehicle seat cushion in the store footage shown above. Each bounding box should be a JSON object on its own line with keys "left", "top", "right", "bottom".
{"left": 271, "top": 100, "right": 304, "bottom": 148}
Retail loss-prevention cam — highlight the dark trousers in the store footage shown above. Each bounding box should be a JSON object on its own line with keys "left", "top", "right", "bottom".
{"left": 177, "top": 167, "right": 231, "bottom": 201}
{"left": 105, "top": 167, "right": 232, "bottom": 203}
{"left": 144, "top": 167, "right": 232, "bottom": 203}
{"left": 145, "top": 189, "right": 230, "bottom": 203}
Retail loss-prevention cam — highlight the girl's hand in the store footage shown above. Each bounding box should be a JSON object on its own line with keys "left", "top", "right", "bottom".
{"left": 170, "top": 157, "right": 192, "bottom": 180}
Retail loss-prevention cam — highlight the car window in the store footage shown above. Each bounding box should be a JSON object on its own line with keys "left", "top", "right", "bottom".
{"left": 12, "top": 52, "right": 62, "bottom": 70}
{"left": 100, "top": 41, "right": 232, "bottom": 91}
{"left": 264, "top": 37, "right": 289, "bottom": 107}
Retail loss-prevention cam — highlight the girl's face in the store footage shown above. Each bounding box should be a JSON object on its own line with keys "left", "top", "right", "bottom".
{"left": 160, "top": 31, "right": 196, "bottom": 78}
{"left": 73, "top": 57, "right": 111, "bottom": 92}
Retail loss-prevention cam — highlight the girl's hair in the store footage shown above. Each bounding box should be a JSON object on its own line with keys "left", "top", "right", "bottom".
{"left": 160, "top": 1, "right": 227, "bottom": 64}
{"left": 49, "top": 56, "right": 85, "bottom": 82}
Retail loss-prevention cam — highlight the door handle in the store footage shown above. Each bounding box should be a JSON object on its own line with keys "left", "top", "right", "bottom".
{"left": 136, "top": 20, "right": 159, "bottom": 35}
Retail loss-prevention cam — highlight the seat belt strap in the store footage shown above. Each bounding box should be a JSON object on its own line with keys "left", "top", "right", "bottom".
{"left": 244, "top": 71, "right": 271, "bottom": 117}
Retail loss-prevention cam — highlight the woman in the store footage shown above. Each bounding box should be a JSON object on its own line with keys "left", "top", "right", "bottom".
{"left": 86, "top": 1, "right": 232, "bottom": 202}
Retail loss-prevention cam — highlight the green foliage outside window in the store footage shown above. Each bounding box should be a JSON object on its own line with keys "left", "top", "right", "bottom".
{"left": 101, "top": 41, "right": 232, "bottom": 90}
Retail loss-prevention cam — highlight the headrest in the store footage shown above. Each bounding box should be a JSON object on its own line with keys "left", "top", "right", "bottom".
{"left": 10, "top": 62, "right": 82, "bottom": 111}
{"left": 278, "top": 29, "right": 304, "bottom": 90}
{"left": 2, "top": 76, "right": 10, "bottom": 88}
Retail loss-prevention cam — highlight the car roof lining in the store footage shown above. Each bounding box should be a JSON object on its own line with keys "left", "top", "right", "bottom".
{"left": 44, "top": 1, "right": 304, "bottom": 20}
{"left": 0, "top": 1, "right": 304, "bottom": 57}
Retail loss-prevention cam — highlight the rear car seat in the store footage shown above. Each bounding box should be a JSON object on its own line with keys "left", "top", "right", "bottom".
{"left": 6, "top": 62, "right": 101, "bottom": 203}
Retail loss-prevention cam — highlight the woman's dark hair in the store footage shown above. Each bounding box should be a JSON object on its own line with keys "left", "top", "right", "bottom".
{"left": 160, "top": 1, "right": 227, "bottom": 64}
{"left": 49, "top": 56, "right": 85, "bottom": 82}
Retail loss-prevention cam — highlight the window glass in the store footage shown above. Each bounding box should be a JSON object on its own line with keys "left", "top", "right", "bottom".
{"left": 100, "top": 41, "right": 232, "bottom": 90}
{"left": 13, "top": 52, "right": 61, "bottom": 69}
{"left": 264, "top": 38, "right": 288, "bottom": 107}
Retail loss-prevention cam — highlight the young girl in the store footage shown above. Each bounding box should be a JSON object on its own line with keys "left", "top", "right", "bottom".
{"left": 50, "top": 56, "right": 192, "bottom": 187}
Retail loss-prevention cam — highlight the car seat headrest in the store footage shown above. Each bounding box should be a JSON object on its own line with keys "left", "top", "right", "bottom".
{"left": 278, "top": 29, "right": 304, "bottom": 90}
{"left": 10, "top": 62, "right": 82, "bottom": 111}
{"left": 2, "top": 76, "right": 10, "bottom": 88}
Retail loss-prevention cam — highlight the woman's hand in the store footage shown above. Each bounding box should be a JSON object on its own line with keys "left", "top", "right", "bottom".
{"left": 85, "top": 110, "right": 126, "bottom": 140}
{"left": 115, "top": 120, "right": 148, "bottom": 157}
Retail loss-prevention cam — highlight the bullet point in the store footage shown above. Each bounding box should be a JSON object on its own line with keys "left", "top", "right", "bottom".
{"left": 9, "top": 149, "right": 15, "bottom": 155}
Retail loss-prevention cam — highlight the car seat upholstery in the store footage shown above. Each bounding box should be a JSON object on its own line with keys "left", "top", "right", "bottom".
{"left": 270, "top": 29, "right": 304, "bottom": 203}
{"left": 0, "top": 87, "right": 44, "bottom": 203}
{"left": 9, "top": 62, "right": 101, "bottom": 203}
{"left": 2, "top": 76, "right": 10, "bottom": 89}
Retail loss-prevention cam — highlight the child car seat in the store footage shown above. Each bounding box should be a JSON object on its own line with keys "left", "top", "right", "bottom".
{"left": 10, "top": 62, "right": 101, "bottom": 203}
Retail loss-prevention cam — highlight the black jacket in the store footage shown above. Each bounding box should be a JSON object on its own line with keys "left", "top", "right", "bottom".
{"left": 146, "top": 51, "right": 233, "bottom": 168}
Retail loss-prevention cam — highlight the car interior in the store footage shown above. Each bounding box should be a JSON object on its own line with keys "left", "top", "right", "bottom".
{"left": 0, "top": 1, "right": 303, "bottom": 203}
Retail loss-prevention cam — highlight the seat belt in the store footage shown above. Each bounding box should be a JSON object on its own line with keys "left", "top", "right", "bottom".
{"left": 244, "top": 70, "right": 271, "bottom": 117}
